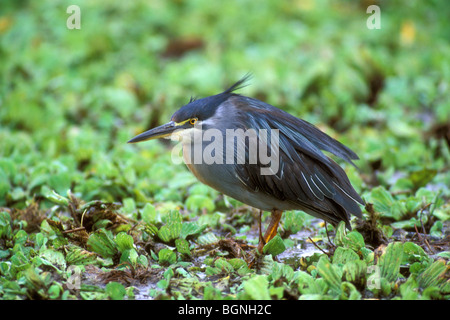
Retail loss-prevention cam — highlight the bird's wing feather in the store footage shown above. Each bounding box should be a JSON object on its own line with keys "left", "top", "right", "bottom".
{"left": 242, "top": 96, "right": 360, "bottom": 166}
{"left": 229, "top": 96, "right": 363, "bottom": 226}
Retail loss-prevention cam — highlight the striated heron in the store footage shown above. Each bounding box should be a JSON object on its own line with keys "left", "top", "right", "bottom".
{"left": 128, "top": 75, "right": 363, "bottom": 254}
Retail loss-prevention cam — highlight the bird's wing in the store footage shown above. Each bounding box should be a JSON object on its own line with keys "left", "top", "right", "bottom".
{"left": 230, "top": 97, "right": 363, "bottom": 227}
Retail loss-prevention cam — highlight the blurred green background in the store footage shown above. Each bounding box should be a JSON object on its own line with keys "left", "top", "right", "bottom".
{"left": 0, "top": 0, "right": 449, "bottom": 213}
{"left": 0, "top": 0, "right": 449, "bottom": 301}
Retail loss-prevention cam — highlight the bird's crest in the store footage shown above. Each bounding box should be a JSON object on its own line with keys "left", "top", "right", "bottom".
{"left": 223, "top": 73, "right": 252, "bottom": 94}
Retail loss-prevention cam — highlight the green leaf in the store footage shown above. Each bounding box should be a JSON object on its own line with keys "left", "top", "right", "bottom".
{"left": 342, "top": 231, "right": 365, "bottom": 252}
{"left": 334, "top": 222, "right": 365, "bottom": 253}
{"left": 0, "top": 211, "right": 13, "bottom": 239}
{"left": 340, "top": 281, "right": 361, "bottom": 300}
{"left": 242, "top": 275, "right": 271, "bottom": 300}
{"left": 204, "top": 285, "right": 223, "bottom": 300}
{"left": 105, "top": 282, "right": 126, "bottom": 300}
{"left": 379, "top": 277, "right": 392, "bottom": 296}
{"left": 48, "top": 284, "right": 62, "bottom": 299}
{"left": 436, "top": 252, "right": 450, "bottom": 259}
{"left": 214, "top": 258, "right": 234, "bottom": 273}
{"left": 175, "top": 238, "right": 191, "bottom": 256}
{"left": 118, "top": 248, "right": 138, "bottom": 266}
{"left": 92, "top": 219, "right": 113, "bottom": 230}
{"left": 121, "top": 198, "right": 136, "bottom": 215}
{"left": 408, "top": 168, "right": 437, "bottom": 188}
{"left": 378, "top": 242, "right": 403, "bottom": 283}
{"left": 205, "top": 266, "right": 221, "bottom": 276}
{"left": 429, "top": 221, "right": 443, "bottom": 239}
{"left": 370, "top": 186, "right": 394, "bottom": 213}
{"left": 144, "top": 223, "right": 159, "bottom": 237}
{"left": 38, "top": 248, "right": 66, "bottom": 270}
{"left": 334, "top": 221, "right": 347, "bottom": 246}
{"left": 333, "top": 247, "right": 360, "bottom": 265}
{"left": 23, "top": 266, "right": 48, "bottom": 292}
{"left": 157, "top": 225, "right": 173, "bottom": 243}
{"left": 13, "top": 229, "right": 28, "bottom": 245}
{"left": 369, "top": 186, "right": 405, "bottom": 219}
{"left": 416, "top": 260, "right": 448, "bottom": 289}
{"left": 297, "top": 269, "right": 327, "bottom": 296}
{"left": 262, "top": 235, "right": 286, "bottom": 256}
{"left": 44, "top": 190, "right": 69, "bottom": 206}
{"left": 114, "top": 232, "right": 134, "bottom": 252}
{"left": 10, "top": 251, "right": 30, "bottom": 276}
{"left": 0, "top": 249, "right": 10, "bottom": 259}
{"left": 402, "top": 242, "right": 428, "bottom": 264}
{"left": 270, "top": 261, "right": 295, "bottom": 283}
{"left": 66, "top": 245, "right": 97, "bottom": 265}
{"left": 158, "top": 248, "right": 177, "bottom": 266}
{"left": 317, "top": 256, "right": 342, "bottom": 295}
{"left": 422, "top": 286, "right": 442, "bottom": 299}
{"left": 157, "top": 211, "right": 183, "bottom": 243}
{"left": 343, "top": 260, "right": 367, "bottom": 287}
{"left": 141, "top": 203, "right": 157, "bottom": 224}
{"left": 87, "top": 229, "right": 118, "bottom": 258}
{"left": 180, "top": 221, "right": 207, "bottom": 239}
{"left": 185, "top": 194, "right": 215, "bottom": 213}
{"left": 197, "top": 232, "right": 219, "bottom": 245}
{"left": 283, "top": 210, "right": 306, "bottom": 234}
{"left": 164, "top": 267, "right": 174, "bottom": 281}
{"left": 157, "top": 279, "right": 169, "bottom": 290}
{"left": 228, "top": 258, "right": 249, "bottom": 275}
{"left": 399, "top": 277, "right": 420, "bottom": 300}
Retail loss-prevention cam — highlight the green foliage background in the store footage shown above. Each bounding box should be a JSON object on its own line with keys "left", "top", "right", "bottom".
{"left": 0, "top": 0, "right": 448, "bottom": 300}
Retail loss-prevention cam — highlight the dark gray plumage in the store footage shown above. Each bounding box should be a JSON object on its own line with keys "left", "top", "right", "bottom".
{"left": 129, "top": 75, "right": 363, "bottom": 253}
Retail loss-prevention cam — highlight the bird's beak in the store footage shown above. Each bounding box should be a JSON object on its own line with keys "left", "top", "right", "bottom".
{"left": 128, "top": 121, "right": 179, "bottom": 143}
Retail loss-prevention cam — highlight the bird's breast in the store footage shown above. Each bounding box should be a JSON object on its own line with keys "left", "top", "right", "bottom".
{"left": 181, "top": 141, "right": 294, "bottom": 212}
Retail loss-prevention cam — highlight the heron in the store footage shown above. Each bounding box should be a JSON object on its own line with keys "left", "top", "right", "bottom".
{"left": 128, "top": 75, "right": 363, "bottom": 254}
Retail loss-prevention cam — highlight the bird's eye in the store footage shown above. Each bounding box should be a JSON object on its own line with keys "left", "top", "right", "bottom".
{"left": 189, "top": 118, "right": 198, "bottom": 125}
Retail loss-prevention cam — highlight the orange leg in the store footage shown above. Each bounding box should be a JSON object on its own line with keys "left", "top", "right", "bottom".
{"left": 258, "top": 210, "right": 265, "bottom": 245}
{"left": 257, "top": 209, "right": 283, "bottom": 253}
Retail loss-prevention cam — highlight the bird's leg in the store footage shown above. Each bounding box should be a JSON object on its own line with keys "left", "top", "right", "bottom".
{"left": 324, "top": 222, "right": 334, "bottom": 245}
{"left": 257, "top": 209, "right": 283, "bottom": 253}
{"left": 258, "top": 210, "right": 265, "bottom": 246}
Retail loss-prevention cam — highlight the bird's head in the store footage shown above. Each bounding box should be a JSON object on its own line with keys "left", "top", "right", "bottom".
{"left": 127, "top": 75, "right": 251, "bottom": 144}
